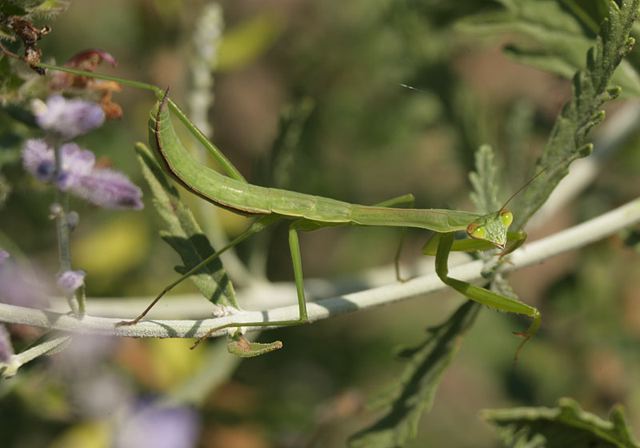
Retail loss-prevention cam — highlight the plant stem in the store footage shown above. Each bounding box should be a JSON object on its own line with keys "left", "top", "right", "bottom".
{"left": 1, "top": 195, "right": 639, "bottom": 338}
{"left": 53, "top": 146, "right": 84, "bottom": 316}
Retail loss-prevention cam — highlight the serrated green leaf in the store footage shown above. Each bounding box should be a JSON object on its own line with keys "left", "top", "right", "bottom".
{"left": 0, "top": 0, "right": 69, "bottom": 19}
{"left": 457, "top": 0, "right": 640, "bottom": 97}
{"left": 512, "top": 0, "right": 639, "bottom": 229}
{"left": 134, "top": 142, "right": 238, "bottom": 309}
{"left": 226, "top": 334, "right": 283, "bottom": 358}
{"left": 25, "top": 0, "right": 69, "bottom": 18}
{"left": 470, "top": 144, "right": 501, "bottom": 214}
{"left": 349, "top": 302, "right": 481, "bottom": 448}
{"left": 483, "top": 397, "right": 640, "bottom": 448}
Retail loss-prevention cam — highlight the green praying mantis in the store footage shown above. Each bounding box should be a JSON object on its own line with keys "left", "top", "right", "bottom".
{"left": 39, "top": 62, "right": 541, "bottom": 356}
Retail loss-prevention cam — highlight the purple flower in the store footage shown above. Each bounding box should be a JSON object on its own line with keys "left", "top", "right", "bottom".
{"left": 0, "top": 250, "right": 9, "bottom": 265}
{"left": 0, "top": 324, "right": 14, "bottom": 363}
{"left": 57, "top": 143, "right": 95, "bottom": 187}
{"left": 57, "top": 270, "right": 85, "bottom": 296}
{"left": 71, "top": 168, "right": 143, "bottom": 209}
{"left": 52, "top": 335, "right": 132, "bottom": 417}
{"left": 114, "top": 403, "right": 200, "bottom": 448}
{"left": 32, "top": 95, "right": 105, "bottom": 140}
{"left": 22, "top": 140, "right": 143, "bottom": 210}
{"left": 0, "top": 256, "right": 49, "bottom": 309}
{"left": 22, "top": 139, "right": 55, "bottom": 182}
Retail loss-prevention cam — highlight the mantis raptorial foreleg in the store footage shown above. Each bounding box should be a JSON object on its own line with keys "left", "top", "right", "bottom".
{"left": 434, "top": 232, "right": 540, "bottom": 358}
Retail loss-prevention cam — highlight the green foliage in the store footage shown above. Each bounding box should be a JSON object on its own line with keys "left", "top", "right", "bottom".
{"left": 512, "top": 0, "right": 639, "bottom": 229}
{"left": 482, "top": 398, "right": 640, "bottom": 448}
{"left": 264, "top": 98, "right": 315, "bottom": 190}
{"left": 470, "top": 144, "right": 502, "bottom": 214}
{"left": 350, "top": 2, "right": 639, "bottom": 445}
{"left": 0, "top": 1, "right": 69, "bottom": 25}
{"left": 134, "top": 142, "right": 237, "bottom": 309}
{"left": 226, "top": 334, "right": 283, "bottom": 358}
{"left": 458, "top": 0, "right": 640, "bottom": 97}
{"left": 1, "top": 1, "right": 640, "bottom": 446}
{"left": 349, "top": 302, "right": 480, "bottom": 448}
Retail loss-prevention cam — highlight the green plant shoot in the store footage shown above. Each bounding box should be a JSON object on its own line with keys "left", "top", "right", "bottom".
{"left": 38, "top": 62, "right": 541, "bottom": 357}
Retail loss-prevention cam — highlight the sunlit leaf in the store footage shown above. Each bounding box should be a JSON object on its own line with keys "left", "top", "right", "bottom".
{"left": 483, "top": 397, "right": 640, "bottom": 448}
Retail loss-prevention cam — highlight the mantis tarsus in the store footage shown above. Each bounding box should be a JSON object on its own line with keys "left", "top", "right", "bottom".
{"left": 39, "top": 62, "right": 541, "bottom": 356}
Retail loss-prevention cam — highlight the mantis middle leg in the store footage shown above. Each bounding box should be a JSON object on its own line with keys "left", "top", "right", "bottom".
{"left": 117, "top": 215, "right": 279, "bottom": 327}
{"left": 192, "top": 193, "right": 417, "bottom": 347}
{"left": 191, "top": 220, "right": 312, "bottom": 348}
{"left": 373, "top": 194, "right": 416, "bottom": 282}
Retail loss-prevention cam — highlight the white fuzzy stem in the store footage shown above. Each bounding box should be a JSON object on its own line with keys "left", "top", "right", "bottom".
{"left": 1, "top": 197, "right": 639, "bottom": 338}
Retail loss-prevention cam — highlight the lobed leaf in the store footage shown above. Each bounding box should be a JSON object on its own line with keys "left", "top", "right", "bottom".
{"left": 512, "top": 0, "right": 639, "bottom": 229}
{"left": 226, "top": 334, "right": 283, "bottom": 358}
{"left": 482, "top": 397, "right": 640, "bottom": 448}
{"left": 470, "top": 144, "right": 501, "bottom": 214}
{"left": 457, "top": 0, "right": 640, "bottom": 97}
{"left": 134, "top": 142, "right": 238, "bottom": 309}
{"left": 349, "top": 302, "right": 480, "bottom": 448}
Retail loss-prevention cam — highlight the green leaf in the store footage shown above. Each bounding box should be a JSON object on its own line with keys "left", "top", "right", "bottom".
{"left": 512, "top": 0, "right": 639, "bottom": 229}
{"left": 470, "top": 144, "right": 501, "bottom": 214}
{"left": 134, "top": 142, "right": 238, "bottom": 309}
{"left": 267, "top": 98, "right": 315, "bottom": 189}
{"left": 217, "top": 13, "right": 284, "bottom": 72}
{"left": 349, "top": 302, "right": 481, "bottom": 448}
{"left": 457, "top": 0, "right": 640, "bottom": 97}
{"left": 226, "top": 334, "right": 283, "bottom": 358}
{"left": 25, "top": 0, "right": 70, "bottom": 18}
{"left": 0, "top": 0, "right": 69, "bottom": 19}
{"left": 483, "top": 397, "right": 640, "bottom": 448}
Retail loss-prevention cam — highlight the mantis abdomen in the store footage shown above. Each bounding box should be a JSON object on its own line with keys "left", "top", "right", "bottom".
{"left": 151, "top": 101, "right": 481, "bottom": 232}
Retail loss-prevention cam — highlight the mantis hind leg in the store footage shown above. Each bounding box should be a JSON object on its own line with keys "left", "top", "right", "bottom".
{"left": 370, "top": 193, "right": 416, "bottom": 282}
{"left": 116, "top": 216, "right": 277, "bottom": 327}
{"left": 191, "top": 221, "right": 311, "bottom": 348}
{"left": 435, "top": 232, "right": 541, "bottom": 359}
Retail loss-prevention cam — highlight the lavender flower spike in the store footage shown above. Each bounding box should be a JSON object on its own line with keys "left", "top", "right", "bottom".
{"left": 114, "top": 403, "right": 200, "bottom": 448}
{"left": 32, "top": 95, "right": 105, "bottom": 140}
{"left": 22, "top": 141, "right": 144, "bottom": 210}
{"left": 22, "top": 139, "right": 55, "bottom": 182}
{"left": 0, "top": 254, "right": 49, "bottom": 309}
{"left": 57, "top": 270, "right": 85, "bottom": 296}
{"left": 55, "top": 143, "right": 143, "bottom": 209}
{"left": 0, "top": 250, "right": 9, "bottom": 265}
{"left": 73, "top": 168, "right": 144, "bottom": 210}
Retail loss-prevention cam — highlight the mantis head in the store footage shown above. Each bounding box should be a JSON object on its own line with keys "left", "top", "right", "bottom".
{"left": 466, "top": 209, "right": 513, "bottom": 249}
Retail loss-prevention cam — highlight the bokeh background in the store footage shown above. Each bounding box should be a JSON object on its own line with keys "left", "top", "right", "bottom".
{"left": 2, "top": 1, "right": 640, "bottom": 446}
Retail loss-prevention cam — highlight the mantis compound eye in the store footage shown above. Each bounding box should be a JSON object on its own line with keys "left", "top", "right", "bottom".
{"left": 467, "top": 223, "right": 487, "bottom": 241}
{"left": 500, "top": 210, "right": 513, "bottom": 228}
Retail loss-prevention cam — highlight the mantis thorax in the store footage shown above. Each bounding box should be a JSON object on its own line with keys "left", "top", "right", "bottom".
{"left": 466, "top": 210, "right": 513, "bottom": 249}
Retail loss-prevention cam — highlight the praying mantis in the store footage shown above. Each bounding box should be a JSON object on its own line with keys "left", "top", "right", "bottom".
{"left": 39, "top": 62, "right": 541, "bottom": 355}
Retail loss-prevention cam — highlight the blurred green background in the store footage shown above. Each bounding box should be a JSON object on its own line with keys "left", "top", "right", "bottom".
{"left": 2, "top": 0, "right": 640, "bottom": 446}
